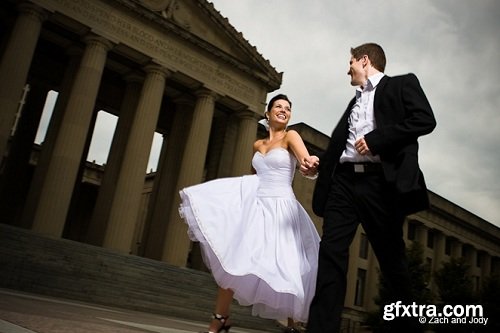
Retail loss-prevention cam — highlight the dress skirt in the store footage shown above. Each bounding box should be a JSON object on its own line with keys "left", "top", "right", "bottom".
{"left": 179, "top": 173, "right": 319, "bottom": 322}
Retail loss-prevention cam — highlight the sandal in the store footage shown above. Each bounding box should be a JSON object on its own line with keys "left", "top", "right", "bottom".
{"left": 200, "top": 313, "right": 231, "bottom": 333}
{"left": 283, "top": 328, "right": 301, "bottom": 333}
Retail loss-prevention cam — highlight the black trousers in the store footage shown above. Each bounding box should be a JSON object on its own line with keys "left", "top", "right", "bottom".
{"left": 308, "top": 167, "right": 419, "bottom": 333}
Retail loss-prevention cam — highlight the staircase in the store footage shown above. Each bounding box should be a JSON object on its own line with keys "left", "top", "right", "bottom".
{"left": 0, "top": 223, "right": 282, "bottom": 332}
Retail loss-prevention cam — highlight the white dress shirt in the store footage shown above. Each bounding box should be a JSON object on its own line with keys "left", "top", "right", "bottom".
{"left": 339, "top": 72, "right": 385, "bottom": 163}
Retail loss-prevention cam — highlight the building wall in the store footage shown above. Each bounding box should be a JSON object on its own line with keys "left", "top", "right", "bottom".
{"left": 0, "top": 0, "right": 281, "bottom": 266}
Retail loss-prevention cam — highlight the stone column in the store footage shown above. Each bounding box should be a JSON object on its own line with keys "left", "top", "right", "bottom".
{"left": 31, "top": 35, "right": 112, "bottom": 237}
{"left": 366, "top": 244, "right": 379, "bottom": 309}
{"left": 86, "top": 73, "right": 143, "bottom": 245}
{"left": 231, "top": 110, "right": 258, "bottom": 176}
{"left": 433, "top": 230, "right": 445, "bottom": 272}
{"left": 0, "top": 3, "right": 47, "bottom": 162}
{"left": 480, "top": 252, "right": 491, "bottom": 280}
{"left": 345, "top": 226, "right": 362, "bottom": 307}
{"left": 142, "top": 96, "right": 194, "bottom": 260}
{"left": 217, "top": 114, "right": 239, "bottom": 178}
{"left": 103, "top": 64, "right": 169, "bottom": 253}
{"left": 204, "top": 115, "right": 227, "bottom": 181}
{"left": 464, "top": 245, "right": 478, "bottom": 291}
{"left": 430, "top": 230, "right": 446, "bottom": 292}
{"left": 415, "top": 222, "right": 427, "bottom": 246}
{"left": 161, "top": 89, "right": 217, "bottom": 266}
{"left": 21, "top": 47, "right": 82, "bottom": 228}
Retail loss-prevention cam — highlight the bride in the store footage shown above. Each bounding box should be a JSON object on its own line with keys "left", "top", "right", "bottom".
{"left": 179, "top": 94, "right": 320, "bottom": 333}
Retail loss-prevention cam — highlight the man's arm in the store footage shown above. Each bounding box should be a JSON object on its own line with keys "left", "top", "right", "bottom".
{"left": 365, "top": 73, "right": 436, "bottom": 155}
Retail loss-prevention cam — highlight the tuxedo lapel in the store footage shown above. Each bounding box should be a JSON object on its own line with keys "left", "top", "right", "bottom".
{"left": 330, "top": 97, "right": 355, "bottom": 149}
{"left": 374, "top": 75, "right": 389, "bottom": 114}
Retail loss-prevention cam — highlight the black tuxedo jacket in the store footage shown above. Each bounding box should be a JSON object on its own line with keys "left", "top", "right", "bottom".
{"left": 312, "top": 73, "right": 436, "bottom": 217}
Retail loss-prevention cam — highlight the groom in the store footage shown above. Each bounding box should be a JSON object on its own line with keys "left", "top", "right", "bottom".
{"left": 301, "top": 43, "right": 436, "bottom": 332}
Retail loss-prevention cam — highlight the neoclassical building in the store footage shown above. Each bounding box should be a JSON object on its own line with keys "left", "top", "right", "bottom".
{"left": 0, "top": 0, "right": 283, "bottom": 266}
{"left": 1, "top": 1, "right": 499, "bottom": 332}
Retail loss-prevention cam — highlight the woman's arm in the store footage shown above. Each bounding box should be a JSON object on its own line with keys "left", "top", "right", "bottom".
{"left": 286, "top": 130, "right": 319, "bottom": 177}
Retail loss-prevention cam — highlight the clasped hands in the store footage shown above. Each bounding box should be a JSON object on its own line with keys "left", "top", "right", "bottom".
{"left": 300, "top": 155, "right": 319, "bottom": 179}
{"left": 298, "top": 137, "right": 370, "bottom": 179}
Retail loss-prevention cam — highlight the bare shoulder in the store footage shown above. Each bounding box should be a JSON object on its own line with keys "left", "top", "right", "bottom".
{"left": 253, "top": 139, "right": 264, "bottom": 151}
{"left": 285, "top": 129, "right": 303, "bottom": 142}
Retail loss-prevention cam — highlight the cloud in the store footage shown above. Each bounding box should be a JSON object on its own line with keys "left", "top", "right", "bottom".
{"left": 211, "top": 0, "right": 500, "bottom": 227}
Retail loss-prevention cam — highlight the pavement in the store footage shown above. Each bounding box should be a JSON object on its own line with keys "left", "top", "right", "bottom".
{"left": 0, "top": 288, "right": 270, "bottom": 333}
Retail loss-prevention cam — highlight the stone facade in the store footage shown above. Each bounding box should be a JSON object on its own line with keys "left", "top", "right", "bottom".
{"left": 0, "top": 0, "right": 281, "bottom": 264}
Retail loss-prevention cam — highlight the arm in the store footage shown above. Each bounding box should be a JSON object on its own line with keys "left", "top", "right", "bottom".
{"left": 250, "top": 140, "right": 261, "bottom": 175}
{"left": 286, "top": 130, "right": 319, "bottom": 178}
{"left": 365, "top": 73, "right": 436, "bottom": 155}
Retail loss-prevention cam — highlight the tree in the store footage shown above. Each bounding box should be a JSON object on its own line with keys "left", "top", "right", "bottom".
{"left": 364, "top": 241, "right": 433, "bottom": 332}
{"left": 476, "top": 274, "right": 500, "bottom": 333}
{"left": 435, "top": 257, "right": 476, "bottom": 304}
{"left": 433, "top": 257, "right": 478, "bottom": 333}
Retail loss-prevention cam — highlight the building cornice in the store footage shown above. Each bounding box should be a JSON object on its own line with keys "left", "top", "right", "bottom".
{"left": 426, "top": 190, "right": 500, "bottom": 253}
{"left": 116, "top": 0, "right": 282, "bottom": 91}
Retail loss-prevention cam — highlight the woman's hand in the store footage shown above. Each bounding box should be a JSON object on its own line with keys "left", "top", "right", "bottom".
{"left": 300, "top": 155, "right": 319, "bottom": 179}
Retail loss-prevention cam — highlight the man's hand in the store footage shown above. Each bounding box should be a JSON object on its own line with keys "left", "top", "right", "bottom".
{"left": 300, "top": 155, "right": 319, "bottom": 179}
{"left": 355, "top": 137, "right": 371, "bottom": 155}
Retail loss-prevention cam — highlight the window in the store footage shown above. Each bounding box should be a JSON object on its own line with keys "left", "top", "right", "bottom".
{"left": 426, "top": 257, "right": 433, "bottom": 269}
{"left": 359, "top": 233, "right": 369, "bottom": 259}
{"left": 407, "top": 223, "right": 416, "bottom": 241}
{"left": 474, "top": 276, "right": 480, "bottom": 293}
{"left": 492, "top": 257, "right": 500, "bottom": 275}
{"left": 34, "top": 90, "right": 59, "bottom": 144}
{"left": 427, "top": 230, "right": 434, "bottom": 249}
{"left": 425, "top": 258, "right": 433, "bottom": 283}
{"left": 354, "top": 269, "right": 367, "bottom": 306}
{"left": 86, "top": 111, "right": 162, "bottom": 172}
{"left": 445, "top": 237, "right": 452, "bottom": 256}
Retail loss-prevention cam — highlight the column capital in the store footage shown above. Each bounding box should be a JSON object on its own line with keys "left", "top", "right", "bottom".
{"left": 194, "top": 88, "right": 218, "bottom": 101}
{"left": 173, "top": 93, "right": 195, "bottom": 107}
{"left": 432, "top": 228, "right": 445, "bottom": 237}
{"left": 123, "top": 71, "right": 144, "bottom": 84}
{"left": 82, "top": 34, "right": 114, "bottom": 51}
{"left": 407, "top": 218, "right": 426, "bottom": 227}
{"left": 143, "top": 63, "right": 171, "bottom": 78}
{"left": 18, "top": 2, "right": 49, "bottom": 22}
{"left": 236, "top": 109, "right": 260, "bottom": 121}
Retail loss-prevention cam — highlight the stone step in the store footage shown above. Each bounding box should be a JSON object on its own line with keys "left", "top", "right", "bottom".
{"left": 0, "top": 224, "right": 282, "bottom": 332}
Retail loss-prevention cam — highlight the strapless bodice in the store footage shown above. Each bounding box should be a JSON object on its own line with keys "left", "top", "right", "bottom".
{"left": 252, "top": 148, "right": 296, "bottom": 198}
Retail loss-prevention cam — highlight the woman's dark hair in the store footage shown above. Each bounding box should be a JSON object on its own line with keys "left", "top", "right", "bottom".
{"left": 267, "top": 94, "right": 292, "bottom": 112}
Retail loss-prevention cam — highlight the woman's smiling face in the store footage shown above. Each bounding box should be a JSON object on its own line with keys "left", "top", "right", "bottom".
{"left": 267, "top": 99, "right": 291, "bottom": 127}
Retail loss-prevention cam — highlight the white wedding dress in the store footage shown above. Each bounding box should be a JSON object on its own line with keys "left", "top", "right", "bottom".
{"left": 179, "top": 148, "right": 319, "bottom": 322}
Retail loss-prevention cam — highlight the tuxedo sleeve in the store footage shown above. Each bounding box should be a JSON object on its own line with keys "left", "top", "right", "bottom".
{"left": 366, "top": 73, "right": 436, "bottom": 155}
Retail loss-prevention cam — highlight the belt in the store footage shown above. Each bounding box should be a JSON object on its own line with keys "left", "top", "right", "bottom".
{"left": 336, "top": 162, "right": 383, "bottom": 174}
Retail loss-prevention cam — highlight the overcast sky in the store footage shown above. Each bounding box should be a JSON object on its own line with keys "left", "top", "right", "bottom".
{"left": 209, "top": 0, "right": 500, "bottom": 227}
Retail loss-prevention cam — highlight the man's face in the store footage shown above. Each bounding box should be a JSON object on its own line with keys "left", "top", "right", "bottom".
{"left": 348, "top": 55, "right": 366, "bottom": 87}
